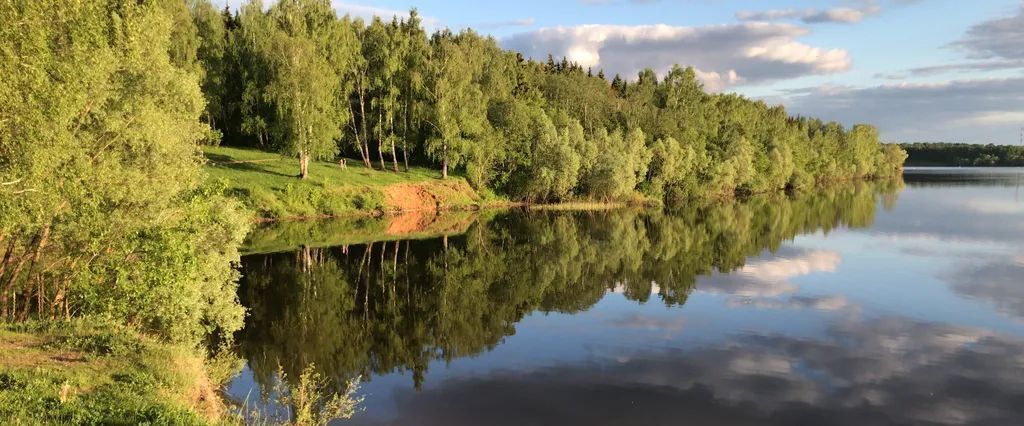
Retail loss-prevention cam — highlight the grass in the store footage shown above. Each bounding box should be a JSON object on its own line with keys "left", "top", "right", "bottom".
{"left": 0, "top": 321, "right": 233, "bottom": 425}
{"left": 203, "top": 146, "right": 489, "bottom": 220}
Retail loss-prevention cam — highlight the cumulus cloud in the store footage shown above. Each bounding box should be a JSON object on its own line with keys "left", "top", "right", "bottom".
{"left": 903, "top": 59, "right": 1024, "bottom": 76}
{"left": 803, "top": 7, "right": 871, "bottom": 23}
{"left": 776, "top": 76, "right": 1024, "bottom": 144}
{"left": 735, "top": 9, "right": 804, "bottom": 22}
{"left": 502, "top": 23, "right": 850, "bottom": 90}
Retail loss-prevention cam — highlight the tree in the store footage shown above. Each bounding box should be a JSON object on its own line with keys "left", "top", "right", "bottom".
{"left": 648, "top": 137, "right": 695, "bottom": 198}
{"left": 397, "top": 9, "right": 429, "bottom": 171}
{"left": 191, "top": 0, "right": 230, "bottom": 140}
{"left": 521, "top": 116, "right": 581, "bottom": 201}
{"left": 263, "top": 0, "right": 341, "bottom": 179}
{"left": 425, "top": 30, "right": 488, "bottom": 179}
{"left": 186, "top": 1, "right": 905, "bottom": 200}
{"left": 365, "top": 17, "right": 404, "bottom": 171}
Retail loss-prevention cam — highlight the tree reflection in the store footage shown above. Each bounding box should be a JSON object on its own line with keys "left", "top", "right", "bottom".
{"left": 235, "top": 180, "right": 903, "bottom": 395}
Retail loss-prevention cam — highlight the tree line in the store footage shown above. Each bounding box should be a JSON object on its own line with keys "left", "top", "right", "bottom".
{"left": 189, "top": 0, "right": 907, "bottom": 202}
{"left": 898, "top": 142, "right": 1024, "bottom": 167}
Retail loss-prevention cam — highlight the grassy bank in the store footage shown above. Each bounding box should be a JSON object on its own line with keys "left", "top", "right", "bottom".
{"left": 0, "top": 321, "right": 233, "bottom": 425}
{"left": 204, "top": 146, "right": 489, "bottom": 221}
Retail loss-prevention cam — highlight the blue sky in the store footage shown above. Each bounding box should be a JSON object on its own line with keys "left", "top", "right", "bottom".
{"left": 221, "top": 0, "right": 1024, "bottom": 144}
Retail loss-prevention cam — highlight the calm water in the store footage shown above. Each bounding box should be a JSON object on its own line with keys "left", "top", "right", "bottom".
{"left": 227, "top": 168, "right": 1024, "bottom": 425}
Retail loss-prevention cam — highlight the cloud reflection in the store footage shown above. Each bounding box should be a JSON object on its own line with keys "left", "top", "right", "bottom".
{"left": 699, "top": 249, "right": 841, "bottom": 298}
{"left": 354, "top": 317, "right": 1024, "bottom": 426}
{"left": 950, "top": 257, "right": 1024, "bottom": 321}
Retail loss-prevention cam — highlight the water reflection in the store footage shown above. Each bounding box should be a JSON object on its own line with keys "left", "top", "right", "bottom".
{"left": 228, "top": 170, "right": 1024, "bottom": 425}
{"left": 233, "top": 180, "right": 900, "bottom": 397}
{"left": 370, "top": 316, "right": 1024, "bottom": 426}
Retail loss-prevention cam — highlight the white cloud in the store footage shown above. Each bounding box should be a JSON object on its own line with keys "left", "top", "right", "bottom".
{"left": 502, "top": 23, "right": 850, "bottom": 89}
{"left": 802, "top": 7, "right": 868, "bottom": 24}
{"left": 775, "top": 76, "right": 1024, "bottom": 144}
{"left": 736, "top": 5, "right": 876, "bottom": 24}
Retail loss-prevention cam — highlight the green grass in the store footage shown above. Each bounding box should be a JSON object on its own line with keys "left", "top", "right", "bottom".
{"left": 0, "top": 321, "right": 233, "bottom": 425}
{"left": 203, "top": 146, "right": 487, "bottom": 220}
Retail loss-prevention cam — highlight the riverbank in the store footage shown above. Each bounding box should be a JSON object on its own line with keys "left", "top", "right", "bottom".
{"left": 0, "top": 321, "right": 230, "bottom": 425}
{"left": 204, "top": 146, "right": 494, "bottom": 221}
{"left": 205, "top": 146, "right": 904, "bottom": 225}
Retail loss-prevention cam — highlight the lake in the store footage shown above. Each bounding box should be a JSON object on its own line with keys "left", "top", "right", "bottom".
{"left": 226, "top": 168, "right": 1024, "bottom": 425}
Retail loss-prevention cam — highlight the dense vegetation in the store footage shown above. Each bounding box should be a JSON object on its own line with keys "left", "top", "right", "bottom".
{"left": 236, "top": 179, "right": 902, "bottom": 394}
{"left": 1, "top": 0, "right": 907, "bottom": 422}
{"left": 0, "top": 1, "right": 251, "bottom": 422}
{"left": 899, "top": 142, "right": 1024, "bottom": 167}
{"left": 191, "top": 0, "right": 906, "bottom": 204}
{"left": 1, "top": 0, "right": 248, "bottom": 345}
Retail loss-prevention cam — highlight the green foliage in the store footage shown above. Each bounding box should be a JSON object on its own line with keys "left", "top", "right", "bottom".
{"left": 898, "top": 142, "right": 1021, "bottom": 167}
{"left": 262, "top": 364, "right": 362, "bottom": 426}
{"left": 582, "top": 129, "right": 652, "bottom": 200}
{"left": 647, "top": 137, "right": 696, "bottom": 198}
{"left": 0, "top": 0, "right": 247, "bottom": 344}
{"left": 190, "top": 1, "right": 901, "bottom": 201}
{"left": 520, "top": 115, "right": 582, "bottom": 201}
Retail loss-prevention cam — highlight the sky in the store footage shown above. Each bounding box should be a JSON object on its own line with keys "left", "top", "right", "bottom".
{"left": 218, "top": 0, "right": 1024, "bottom": 144}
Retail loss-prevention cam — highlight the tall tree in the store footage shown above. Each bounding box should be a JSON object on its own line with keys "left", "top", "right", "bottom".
{"left": 263, "top": 0, "right": 342, "bottom": 179}
{"left": 425, "top": 30, "right": 487, "bottom": 179}
{"left": 191, "top": 0, "right": 229, "bottom": 139}
{"left": 397, "top": 9, "right": 429, "bottom": 171}
{"left": 365, "top": 17, "right": 404, "bottom": 171}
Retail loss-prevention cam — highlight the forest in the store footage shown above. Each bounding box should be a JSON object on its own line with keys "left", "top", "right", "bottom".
{"left": 899, "top": 142, "right": 1024, "bottom": 167}
{"left": 190, "top": 0, "right": 907, "bottom": 202}
{"left": 0, "top": 0, "right": 906, "bottom": 423}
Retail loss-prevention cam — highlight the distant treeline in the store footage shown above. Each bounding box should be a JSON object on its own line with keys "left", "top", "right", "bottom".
{"left": 899, "top": 143, "right": 1024, "bottom": 167}
{"left": 190, "top": 0, "right": 906, "bottom": 202}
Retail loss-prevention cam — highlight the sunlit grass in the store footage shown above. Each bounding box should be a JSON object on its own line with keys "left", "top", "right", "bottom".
{"left": 0, "top": 321, "right": 226, "bottom": 425}
{"left": 202, "top": 146, "right": 483, "bottom": 220}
